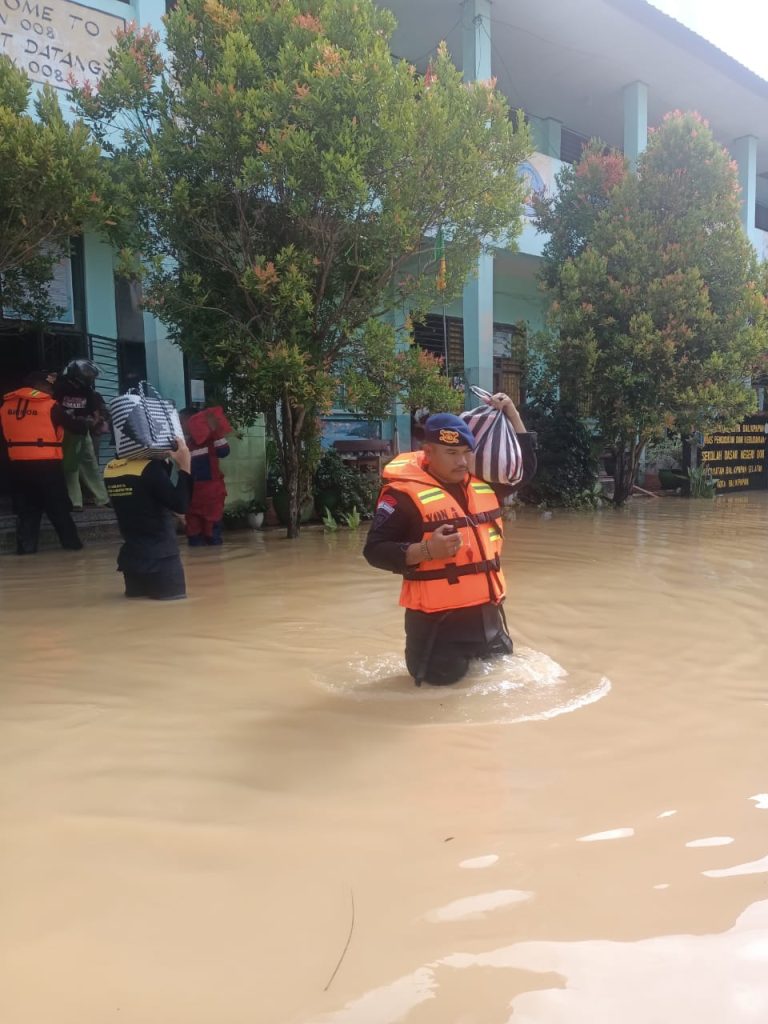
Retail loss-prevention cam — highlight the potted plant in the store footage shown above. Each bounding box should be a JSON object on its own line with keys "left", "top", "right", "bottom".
{"left": 222, "top": 501, "right": 249, "bottom": 530}
{"left": 246, "top": 499, "right": 266, "bottom": 529}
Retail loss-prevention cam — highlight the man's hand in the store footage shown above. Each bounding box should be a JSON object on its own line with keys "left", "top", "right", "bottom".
{"left": 485, "top": 392, "right": 526, "bottom": 433}
{"left": 404, "top": 523, "right": 462, "bottom": 566}
{"left": 168, "top": 436, "right": 192, "bottom": 474}
{"left": 428, "top": 523, "right": 462, "bottom": 560}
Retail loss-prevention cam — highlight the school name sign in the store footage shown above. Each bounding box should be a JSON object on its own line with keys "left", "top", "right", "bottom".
{"left": 700, "top": 419, "right": 768, "bottom": 491}
{"left": 0, "top": 0, "right": 124, "bottom": 89}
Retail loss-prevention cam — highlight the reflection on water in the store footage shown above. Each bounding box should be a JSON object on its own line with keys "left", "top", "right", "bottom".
{"left": 2, "top": 494, "right": 768, "bottom": 1023}
{"left": 309, "top": 899, "right": 768, "bottom": 1024}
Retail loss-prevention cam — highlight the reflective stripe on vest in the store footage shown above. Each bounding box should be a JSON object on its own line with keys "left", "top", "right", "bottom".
{"left": 1, "top": 388, "right": 63, "bottom": 462}
{"left": 381, "top": 450, "right": 506, "bottom": 614}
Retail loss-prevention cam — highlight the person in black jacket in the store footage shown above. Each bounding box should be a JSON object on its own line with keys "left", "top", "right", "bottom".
{"left": 103, "top": 438, "right": 192, "bottom": 600}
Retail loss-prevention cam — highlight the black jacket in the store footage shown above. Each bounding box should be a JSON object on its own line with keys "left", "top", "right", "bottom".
{"left": 104, "top": 457, "right": 192, "bottom": 572}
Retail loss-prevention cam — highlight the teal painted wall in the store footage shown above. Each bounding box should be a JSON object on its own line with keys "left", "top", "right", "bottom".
{"left": 222, "top": 422, "right": 268, "bottom": 508}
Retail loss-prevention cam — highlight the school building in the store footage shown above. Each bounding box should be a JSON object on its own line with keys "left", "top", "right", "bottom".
{"left": 3, "top": 0, "right": 768, "bottom": 464}
{"left": 374, "top": 0, "right": 768, "bottom": 449}
{"left": 0, "top": 0, "right": 264, "bottom": 503}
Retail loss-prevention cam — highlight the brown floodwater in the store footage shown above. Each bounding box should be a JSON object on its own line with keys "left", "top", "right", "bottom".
{"left": 1, "top": 494, "right": 768, "bottom": 1023}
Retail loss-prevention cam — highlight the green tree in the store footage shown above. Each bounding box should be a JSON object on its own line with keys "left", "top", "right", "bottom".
{"left": 73, "top": 0, "right": 530, "bottom": 536}
{"left": 0, "top": 57, "right": 115, "bottom": 324}
{"left": 533, "top": 114, "right": 768, "bottom": 505}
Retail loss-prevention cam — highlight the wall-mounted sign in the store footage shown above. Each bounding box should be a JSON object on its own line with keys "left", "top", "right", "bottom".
{"left": 700, "top": 418, "right": 768, "bottom": 491}
{"left": 0, "top": 0, "right": 125, "bottom": 89}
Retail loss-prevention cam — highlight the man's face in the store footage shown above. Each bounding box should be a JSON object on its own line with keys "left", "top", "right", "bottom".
{"left": 423, "top": 442, "right": 472, "bottom": 484}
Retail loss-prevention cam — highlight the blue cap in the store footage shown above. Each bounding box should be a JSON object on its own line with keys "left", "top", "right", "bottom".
{"left": 423, "top": 413, "right": 476, "bottom": 450}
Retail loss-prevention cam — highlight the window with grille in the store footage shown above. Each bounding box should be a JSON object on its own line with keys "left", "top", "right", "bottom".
{"left": 560, "top": 127, "right": 590, "bottom": 165}
{"left": 492, "top": 322, "right": 524, "bottom": 405}
{"left": 412, "top": 314, "right": 464, "bottom": 383}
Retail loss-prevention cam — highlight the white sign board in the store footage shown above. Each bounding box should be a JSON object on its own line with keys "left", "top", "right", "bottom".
{"left": 0, "top": 0, "right": 125, "bottom": 89}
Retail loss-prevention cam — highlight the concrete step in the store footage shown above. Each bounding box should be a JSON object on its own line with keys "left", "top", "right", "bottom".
{"left": 0, "top": 503, "right": 122, "bottom": 554}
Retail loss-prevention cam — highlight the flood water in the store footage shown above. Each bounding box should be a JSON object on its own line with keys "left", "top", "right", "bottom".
{"left": 1, "top": 494, "right": 768, "bottom": 1023}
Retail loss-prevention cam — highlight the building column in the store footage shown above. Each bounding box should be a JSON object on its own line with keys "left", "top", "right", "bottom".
{"left": 462, "top": 253, "right": 494, "bottom": 401}
{"left": 143, "top": 315, "right": 186, "bottom": 411}
{"left": 83, "top": 233, "right": 118, "bottom": 342}
{"left": 732, "top": 135, "right": 758, "bottom": 242}
{"left": 542, "top": 117, "right": 562, "bottom": 159}
{"left": 532, "top": 116, "right": 562, "bottom": 159}
{"left": 462, "top": 0, "right": 494, "bottom": 405}
{"left": 623, "top": 81, "right": 648, "bottom": 172}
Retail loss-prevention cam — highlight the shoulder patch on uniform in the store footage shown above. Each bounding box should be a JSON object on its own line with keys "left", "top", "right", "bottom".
{"left": 372, "top": 492, "right": 399, "bottom": 530}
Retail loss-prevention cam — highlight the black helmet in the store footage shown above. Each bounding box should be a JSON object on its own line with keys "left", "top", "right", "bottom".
{"left": 63, "top": 359, "right": 100, "bottom": 387}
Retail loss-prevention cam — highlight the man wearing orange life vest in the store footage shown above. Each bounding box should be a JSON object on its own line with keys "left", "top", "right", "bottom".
{"left": 364, "top": 395, "right": 536, "bottom": 686}
{"left": 0, "top": 371, "right": 94, "bottom": 554}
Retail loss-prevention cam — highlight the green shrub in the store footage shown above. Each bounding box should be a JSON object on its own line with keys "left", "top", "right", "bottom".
{"left": 519, "top": 405, "right": 600, "bottom": 508}
{"left": 313, "top": 449, "right": 378, "bottom": 518}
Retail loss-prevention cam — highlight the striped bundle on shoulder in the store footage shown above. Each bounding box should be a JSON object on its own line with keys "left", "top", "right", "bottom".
{"left": 459, "top": 386, "right": 524, "bottom": 486}
{"left": 110, "top": 382, "right": 182, "bottom": 460}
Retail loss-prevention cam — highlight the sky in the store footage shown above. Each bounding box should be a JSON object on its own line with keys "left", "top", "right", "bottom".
{"left": 651, "top": 1, "right": 768, "bottom": 81}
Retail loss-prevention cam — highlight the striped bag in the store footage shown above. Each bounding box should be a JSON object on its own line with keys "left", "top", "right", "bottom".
{"left": 459, "top": 386, "right": 524, "bottom": 486}
{"left": 110, "top": 381, "right": 182, "bottom": 460}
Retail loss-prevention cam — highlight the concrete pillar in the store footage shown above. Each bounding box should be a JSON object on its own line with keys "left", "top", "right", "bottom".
{"left": 462, "top": 0, "right": 492, "bottom": 82}
{"left": 462, "top": 0, "right": 494, "bottom": 405}
{"left": 83, "top": 233, "right": 118, "bottom": 342}
{"left": 532, "top": 116, "right": 562, "bottom": 159}
{"left": 462, "top": 252, "right": 494, "bottom": 402}
{"left": 143, "top": 314, "right": 186, "bottom": 411}
{"left": 623, "top": 81, "right": 648, "bottom": 172}
{"left": 732, "top": 135, "right": 758, "bottom": 240}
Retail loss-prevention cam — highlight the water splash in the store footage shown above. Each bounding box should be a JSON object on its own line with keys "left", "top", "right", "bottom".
{"left": 315, "top": 646, "right": 611, "bottom": 726}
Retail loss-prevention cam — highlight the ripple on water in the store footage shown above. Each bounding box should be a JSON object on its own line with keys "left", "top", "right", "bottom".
{"left": 315, "top": 646, "right": 611, "bottom": 725}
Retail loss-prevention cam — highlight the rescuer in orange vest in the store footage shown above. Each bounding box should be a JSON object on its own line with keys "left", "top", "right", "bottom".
{"left": 0, "top": 371, "right": 95, "bottom": 555}
{"left": 364, "top": 395, "right": 536, "bottom": 686}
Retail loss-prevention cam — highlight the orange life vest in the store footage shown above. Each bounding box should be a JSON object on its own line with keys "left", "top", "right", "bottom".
{"left": 1, "top": 388, "right": 63, "bottom": 462}
{"left": 381, "top": 451, "right": 506, "bottom": 614}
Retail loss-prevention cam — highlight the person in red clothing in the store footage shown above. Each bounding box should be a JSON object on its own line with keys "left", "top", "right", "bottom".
{"left": 180, "top": 407, "right": 231, "bottom": 546}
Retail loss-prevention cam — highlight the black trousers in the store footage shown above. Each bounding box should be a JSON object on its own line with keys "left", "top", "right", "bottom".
{"left": 404, "top": 605, "right": 514, "bottom": 686}
{"left": 122, "top": 555, "right": 187, "bottom": 601}
{"left": 11, "top": 462, "right": 83, "bottom": 555}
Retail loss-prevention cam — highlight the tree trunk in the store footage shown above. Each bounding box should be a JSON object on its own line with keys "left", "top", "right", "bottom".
{"left": 611, "top": 440, "right": 643, "bottom": 506}
{"left": 285, "top": 437, "right": 301, "bottom": 539}
{"left": 279, "top": 396, "right": 307, "bottom": 539}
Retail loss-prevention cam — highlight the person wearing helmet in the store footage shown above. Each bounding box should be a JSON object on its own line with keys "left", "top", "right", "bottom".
{"left": 54, "top": 359, "right": 111, "bottom": 510}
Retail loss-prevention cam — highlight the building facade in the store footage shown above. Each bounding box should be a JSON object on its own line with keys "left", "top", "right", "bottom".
{"left": 0, "top": 0, "right": 186, "bottom": 407}
{"left": 379, "top": 0, "right": 768, "bottom": 448}
{"left": 0, "top": 0, "right": 266, "bottom": 499}
{"left": 4, "top": 0, "right": 766, "bottom": 472}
